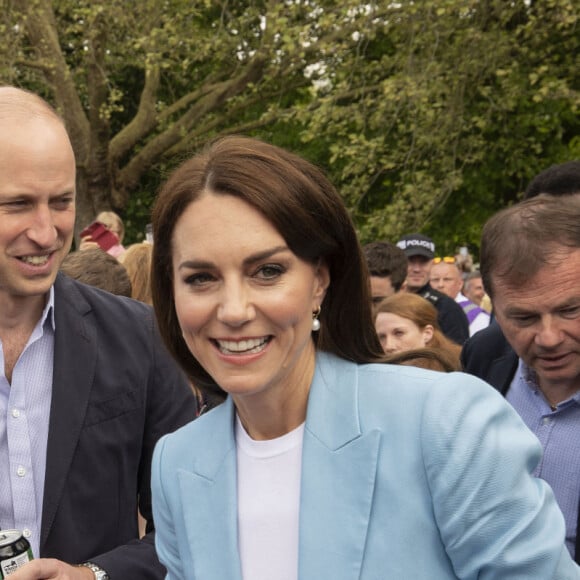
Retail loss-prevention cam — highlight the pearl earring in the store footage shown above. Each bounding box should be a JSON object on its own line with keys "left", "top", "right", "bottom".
{"left": 312, "top": 307, "right": 321, "bottom": 332}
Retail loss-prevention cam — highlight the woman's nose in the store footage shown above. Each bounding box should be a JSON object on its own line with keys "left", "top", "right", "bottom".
{"left": 217, "top": 282, "right": 255, "bottom": 327}
{"left": 382, "top": 337, "right": 395, "bottom": 354}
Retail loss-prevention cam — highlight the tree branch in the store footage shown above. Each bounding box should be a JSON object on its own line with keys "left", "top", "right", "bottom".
{"left": 109, "top": 63, "right": 160, "bottom": 162}
{"left": 114, "top": 52, "right": 268, "bottom": 201}
{"left": 15, "top": 0, "right": 90, "bottom": 161}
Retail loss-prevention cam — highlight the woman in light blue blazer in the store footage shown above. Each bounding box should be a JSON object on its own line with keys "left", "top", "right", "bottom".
{"left": 150, "top": 136, "right": 579, "bottom": 579}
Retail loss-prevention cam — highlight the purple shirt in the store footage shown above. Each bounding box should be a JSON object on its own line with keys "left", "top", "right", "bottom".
{"left": 0, "top": 287, "right": 55, "bottom": 557}
{"left": 507, "top": 359, "right": 580, "bottom": 558}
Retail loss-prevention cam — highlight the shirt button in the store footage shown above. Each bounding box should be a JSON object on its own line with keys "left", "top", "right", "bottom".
{"left": 11, "top": 409, "right": 20, "bottom": 418}
{"left": 17, "top": 466, "right": 26, "bottom": 477}
{"left": 542, "top": 417, "right": 551, "bottom": 426}
{"left": 22, "top": 528, "right": 31, "bottom": 538}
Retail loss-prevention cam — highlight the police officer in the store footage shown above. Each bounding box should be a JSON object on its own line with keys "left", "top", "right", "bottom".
{"left": 396, "top": 233, "right": 469, "bottom": 345}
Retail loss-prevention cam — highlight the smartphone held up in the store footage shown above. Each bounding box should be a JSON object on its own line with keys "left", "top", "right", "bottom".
{"left": 80, "top": 221, "right": 120, "bottom": 251}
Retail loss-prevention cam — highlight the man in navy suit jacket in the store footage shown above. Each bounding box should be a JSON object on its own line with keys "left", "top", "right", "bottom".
{"left": 461, "top": 320, "right": 517, "bottom": 394}
{"left": 0, "top": 87, "right": 197, "bottom": 579}
{"left": 462, "top": 182, "right": 580, "bottom": 564}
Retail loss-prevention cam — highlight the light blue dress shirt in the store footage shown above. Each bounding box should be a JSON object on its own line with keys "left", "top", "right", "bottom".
{"left": 508, "top": 359, "right": 580, "bottom": 558}
{"left": 0, "top": 287, "right": 55, "bottom": 557}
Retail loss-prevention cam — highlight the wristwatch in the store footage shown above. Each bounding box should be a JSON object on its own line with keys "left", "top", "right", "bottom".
{"left": 78, "top": 562, "right": 110, "bottom": 580}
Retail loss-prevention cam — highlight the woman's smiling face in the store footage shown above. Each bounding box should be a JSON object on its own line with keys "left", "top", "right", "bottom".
{"left": 171, "top": 191, "right": 329, "bottom": 403}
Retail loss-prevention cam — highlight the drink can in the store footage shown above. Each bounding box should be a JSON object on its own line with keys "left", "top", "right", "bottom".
{"left": 0, "top": 530, "right": 33, "bottom": 578}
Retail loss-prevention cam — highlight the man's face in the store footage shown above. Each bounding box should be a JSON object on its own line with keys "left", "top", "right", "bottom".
{"left": 493, "top": 248, "right": 580, "bottom": 396}
{"left": 464, "top": 276, "right": 485, "bottom": 306}
{"left": 430, "top": 262, "right": 463, "bottom": 299}
{"left": 0, "top": 114, "right": 76, "bottom": 302}
{"left": 405, "top": 255, "right": 433, "bottom": 293}
{"left": 369, "top": 275, "right": 396, "bottom": 305}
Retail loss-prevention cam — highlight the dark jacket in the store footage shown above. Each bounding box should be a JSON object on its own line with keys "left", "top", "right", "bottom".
{"left": 40, "top": 274, "right": 198, "bottom": 578}
{"left": 460, "top": 320, "right": 517, "bottom": 394}
{"left": 417, "top": 283, "right": 469, "bottom": 345}
{"left": 461, "top": 321, "right": 579, "bottom": 564}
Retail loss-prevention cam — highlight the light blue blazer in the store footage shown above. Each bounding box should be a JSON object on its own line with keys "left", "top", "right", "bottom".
{"left": 152, "top": 352, "right": 580, "bottom": 579}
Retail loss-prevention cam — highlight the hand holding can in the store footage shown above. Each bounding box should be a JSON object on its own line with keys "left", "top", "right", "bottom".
{"left": 0, "top": 531, "right": 33, "bottom": 577}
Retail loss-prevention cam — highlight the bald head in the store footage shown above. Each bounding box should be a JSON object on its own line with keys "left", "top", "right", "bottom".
{"left": 0, "top": 86, "right": 76, "bottom": 300}
{"left": 0, "top": 86, "right": 74, "bottom": 176}
{"left": 430, "top": 261, "right": 463, "bottom": 299}
{"left": 0, "top": 86, "right": 64, "bottom": 125}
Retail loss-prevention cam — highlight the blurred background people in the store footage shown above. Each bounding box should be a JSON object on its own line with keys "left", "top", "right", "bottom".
{"left": 79, "top": 210, "right": 126, "bottom": 259}
{"left": 453, "top": 246, "right": 474, "bottom": 275}
{"left": 396, "top": 233, "right": 469, "bottom": 345}
{"left": 119, "top": 242, "right": 153, "bottom": 304}
{"left": 523, "top": 160, "right": 580, "bottom": 200}
{"left": 374, "top": 292, "right": 462, "bottom": 370}
{"left": 61, "top": 248, "right": 132, "bottom": 297}
{"left": 429, "top": 258, "right": 463, "bottom": 299}
{"left": 430, "top": 259, "right": 490, "bottom": 336}
{"left": 362, "top": 241, "right": 408, "bottom": 305}
{"left": 463, "top": 270, "right": 489, "bottom": 309}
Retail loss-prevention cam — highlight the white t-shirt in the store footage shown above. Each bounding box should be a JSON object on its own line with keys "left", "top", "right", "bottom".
{"left": 236, "top": 415, "right": 304, "bottom": 580}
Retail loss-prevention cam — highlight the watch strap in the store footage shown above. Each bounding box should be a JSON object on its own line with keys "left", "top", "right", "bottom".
{"left": 78, "top": 561, "right": 110, "bottom": 580}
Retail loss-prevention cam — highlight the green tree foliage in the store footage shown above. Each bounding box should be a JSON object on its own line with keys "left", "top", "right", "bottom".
{"left": 1, "top": 0, "right": 366, "bottom": 238}
{"left": 0, "top": 0, "right": 578, "bottom": 251}
{"left": 298, "top": 0, "right": 579, "bottom": 254}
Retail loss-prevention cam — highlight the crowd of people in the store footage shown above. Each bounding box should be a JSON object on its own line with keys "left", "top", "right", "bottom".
{"left": 0, "top": 84, "right": 579, "bottom": 579}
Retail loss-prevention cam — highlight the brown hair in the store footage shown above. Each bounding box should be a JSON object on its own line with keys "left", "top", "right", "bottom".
{"left": 362, "top": 241, "right": 408, "bottom": 292}
{"left": 480, "top": 195, "right": 580, "bottom": 299}
{"left": 374, "top": 293, "right": 461, "bottom": 367}
{"left": 385, "top": 347, "right": 460, "bottom": 372}
{"left": 119, "top": 242, "right": 153, "bottom": 305}
{"left": 61, "top": 248, "right": 132, "bottom": 297}
{"left": 151, "top": 136, "right": 383, "bottom": 394}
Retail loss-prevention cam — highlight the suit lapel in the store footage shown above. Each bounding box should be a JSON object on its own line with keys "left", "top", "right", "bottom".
{"left": 178, "top": 399, "right": 243, "bottom": 580}
{"left": 164, "top": 354, "right": 379, "bottom": 580}
{"left": 40, "top": 275, "right": 98, "bottom": 552}
{"left": 299, "top": 353, "right": 380, "bottom": 580}
{"left": 489, "top": 352, "right": 519, "bottom": 395}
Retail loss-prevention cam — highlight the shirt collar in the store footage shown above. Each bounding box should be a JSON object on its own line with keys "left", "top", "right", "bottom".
{"left": 519, "top": 359, "right": 538, "bottom": 387}
{"left": 519, "top": 359, "right": 580, "bottom": 406}
{"left": 42, "top": 285, "right": 56, "bottom": 332}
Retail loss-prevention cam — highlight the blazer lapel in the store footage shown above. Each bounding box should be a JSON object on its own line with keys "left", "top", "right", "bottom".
{"left": 489, "top": 352, "right": 519, "bottom": 395}
{"left": 299, "top": 353, "right": 380, "bottom": 580}
{"left": 40, "top": 275, "right": 98, "bottom": 552}
{"left": 178, "top": 398, "right": 243, "bottom": 580}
